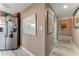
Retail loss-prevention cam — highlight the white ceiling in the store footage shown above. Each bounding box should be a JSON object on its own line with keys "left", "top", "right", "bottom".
{"left": 50, "top": 3, "right": 79, "bottom": 18}
{"left": 0, "top": 3, "right": 79, "bottom": 18}
{"left": 0, "top": 3, "right": 32, "bottom": 14}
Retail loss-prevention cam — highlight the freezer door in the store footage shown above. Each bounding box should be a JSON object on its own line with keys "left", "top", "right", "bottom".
{"left": 0, "top": 27, "right": 5, "bottom": 50}
{"left": 5, "top": 36, "right": 17, "bottom": 49}
{"left": 5, "top": 17, "right": 17, "bottom": 50}
{"left": 0, "top": 17, "right": 6, "bottom": 50}
{"left": 6, "top": 25, "right": 17, "bottom": 49}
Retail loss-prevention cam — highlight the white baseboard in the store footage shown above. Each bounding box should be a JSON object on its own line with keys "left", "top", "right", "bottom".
{"left": 18, "top": 46, "right": 34, "bottom": 56}
{"left": 58, "top": 36, "right": 72, "bottom": 38}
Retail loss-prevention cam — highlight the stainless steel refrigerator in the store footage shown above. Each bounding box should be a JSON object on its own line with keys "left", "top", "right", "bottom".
{"left": 0, "top": 16, "right": 18, "bottom": 50}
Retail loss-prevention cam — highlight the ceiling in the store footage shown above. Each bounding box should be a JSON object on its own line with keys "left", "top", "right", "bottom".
{"left": 0, "top": 3, "right": 32, "bottom": 14}
{"left": 0, "top": 3, "right": 79, "bottom": 18}
{"left": 50, "top": 3, "right": 79, "bottom": 18}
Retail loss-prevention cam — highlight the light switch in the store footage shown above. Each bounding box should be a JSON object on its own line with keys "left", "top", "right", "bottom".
{"left": 39, "top": 27, "right": 42, "bottom": 31}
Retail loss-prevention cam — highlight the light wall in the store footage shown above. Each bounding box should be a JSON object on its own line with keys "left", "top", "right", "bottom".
{"left": 45, "top": 4, "right": 57, "bottom": 56}
{"left": 20, "top": 3, "right": 57, "bottom": 56}
{"left": 20, "top": 3, "right": 46, "bottom": 56}
{"left": 72, "top": 12, "right": 79, "bottom": 49}
{"left": 73, "top": 27, "right": 79, "bottom": 48}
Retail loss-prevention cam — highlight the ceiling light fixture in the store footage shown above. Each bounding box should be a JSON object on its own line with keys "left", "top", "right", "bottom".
{"left": 63, "top": 5, "right": 68, "bottom": 9}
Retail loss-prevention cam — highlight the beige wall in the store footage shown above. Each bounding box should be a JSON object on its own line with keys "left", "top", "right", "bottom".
{"left": 72, "top": 9, "right": 79, "bottom": 49}
{"left": 45, "top": 4, "right": 57, "bottom": 56}
{"left": 58, "top": 17, "right": 72, "bottom": 37}
{"left": 72, "top": 10, "right": 79, "bottom": 49}
{"left": 72, "top": 16, "right": 79, "bottom": 49}
{"left": 20, "top": 3, "right": 57, "bottom": 56}
{"left": 73, "top": 28, "right": 79, "bottom": 48}
{"left": 21, "top": 4, "right": 46, "bottom": 56}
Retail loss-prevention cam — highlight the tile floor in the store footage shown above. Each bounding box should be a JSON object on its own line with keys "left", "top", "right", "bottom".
{"left": 0, "top": 50, "right": 23, "bottom": 56}
{"left": 49, "top": 36, "right": 79, "bottom": 56}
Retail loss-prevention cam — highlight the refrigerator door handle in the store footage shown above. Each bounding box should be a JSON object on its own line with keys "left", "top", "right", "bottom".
{"left": 4, "top": 21, "right": 8, "bottom": 38}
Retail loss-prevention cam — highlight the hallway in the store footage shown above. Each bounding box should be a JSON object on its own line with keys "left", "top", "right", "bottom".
{"left": 49, "top": 36, "right": 79, "bottom": 56}
{"left": 0, "top": 3, "right": 79, "bottom": 56}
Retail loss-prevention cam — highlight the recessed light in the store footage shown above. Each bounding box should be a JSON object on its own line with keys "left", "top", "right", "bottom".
{"left": 63, "top": 5, "right": 68, "bottom": 9}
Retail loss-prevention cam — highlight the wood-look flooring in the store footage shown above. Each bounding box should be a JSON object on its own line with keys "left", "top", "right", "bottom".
{"left": 49, "top": 36, "right": 79, "bottom": 56}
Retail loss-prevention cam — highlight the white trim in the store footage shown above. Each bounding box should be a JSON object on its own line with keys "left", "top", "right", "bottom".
{"left": 18, "top": 46, "right": 35, "bottom": 56}
{"left": 58, "top": 36, "right": 72, "bottom": 39}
